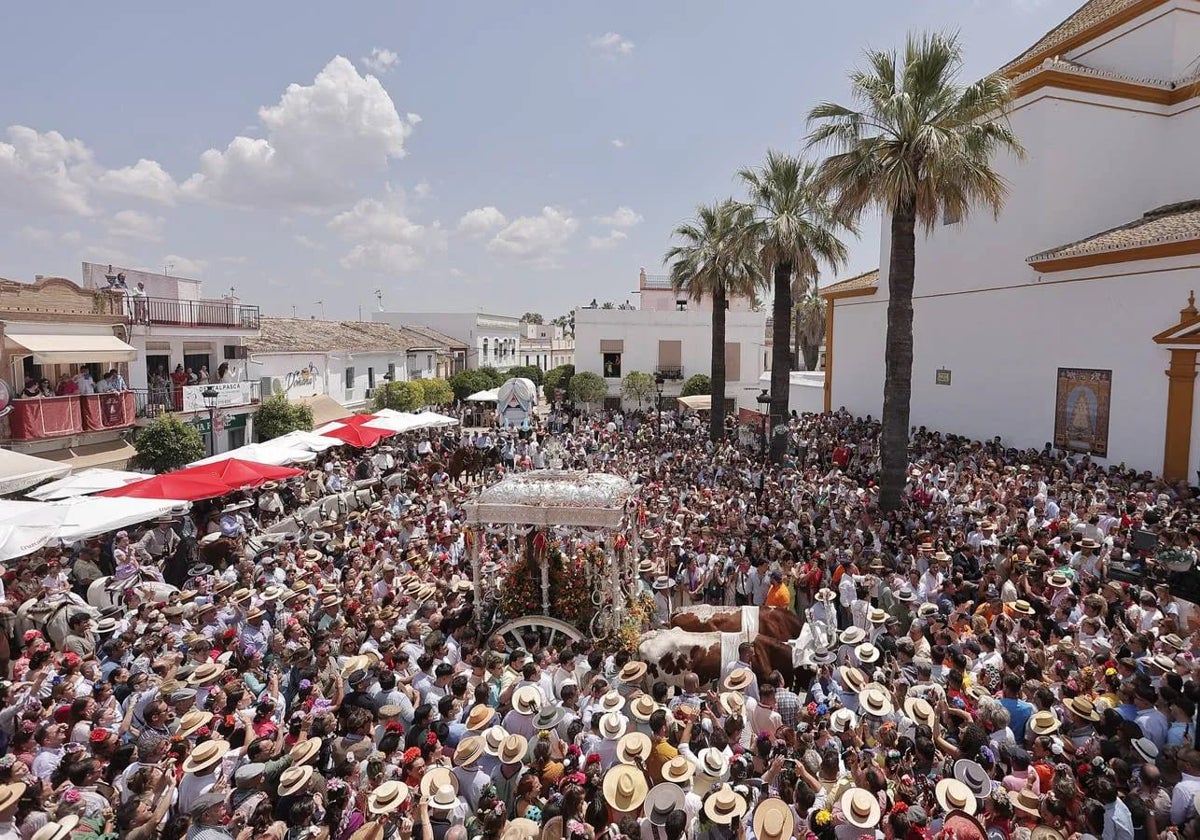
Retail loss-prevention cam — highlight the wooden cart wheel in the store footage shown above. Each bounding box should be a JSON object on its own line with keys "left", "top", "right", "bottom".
{"left": 492, "top": 616, "right": 584, "bottom": 651}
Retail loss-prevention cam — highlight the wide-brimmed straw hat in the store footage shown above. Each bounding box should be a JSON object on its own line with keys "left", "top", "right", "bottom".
{"left": 368, "top": 781, "right": 409, "bottom": 815}
{"left": 279, "top": 765, "right": 314, "bottom": 797}
{"left": 498, "top": 733, "right": 528, "bottom": 765}
{"left": 183, "top": 739, "right": 230, "bottom": 774}
{"left": 838, "top": 666, "right": 867, "bottom": 693}
{"left": 481, "top": 726, "right": 509, "bottom": 756}
{"left": 599, "top": 711, "right": 628, "bottom": 741}
{"left": 453, "top": 736, "right": 485, "bottom": 767}
{"left": 618, "top": 661, "right": 648, "bottom": 684}
{"left": 839, "top": 787, "right": 881, "bottom": 829}
{"left": 723, "top": 668, "right": 753, "bottom": 692}
{"left": 1011, "top": 789, "right": 1042, "bottom": 818}
{"left": 603, "top": 764, "right": 649, "bottom": 813}
{"left": 512, "top": 685, "right": 542, "bottom": 715}
{"left": 628, "top": 694, "right": 659, "bottom": 722}
{"left": 903, "top": 696, "right": 935, "bottom": 727}
{"left": 290, "top": 737, "right": 322, "bottom": 767}
{"left": 936, "top": 777, "right": 977, "bottom": 815}
{"left": 753, "top": 797, "right": 794, "bottom": 840}
{"left": 1028, "top": 710, "right": 1060, "bottom": 735}
{"left": 1064, "top": 696, "right": 1100, "bottom": 722}
{"left": 419, "top": 766, "right": 458, "bottom": 800}
{"left": 859, "top": 686, "right": 894, "bottom": 718}
{"left": 661, "top": 755, "right": 695, "bottom": 784}
{"left": 500, "top": 819, "right": 541, "bottom": 840}
{"left": 0, "top": 783, "right": 27, "bottom": 813}
{"left": 617, "top": 731, "right": 652, "bottom": 764}
{"left": 703, "top": 784, "right": 748, "bottom": 825}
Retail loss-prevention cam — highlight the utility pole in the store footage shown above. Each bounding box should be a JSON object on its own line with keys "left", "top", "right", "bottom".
{"left": 315, "top": 301, "right": 324, "bottom": 319}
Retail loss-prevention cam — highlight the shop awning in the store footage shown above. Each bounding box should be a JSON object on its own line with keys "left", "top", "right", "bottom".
{"left": 677, "top": 394, "right": 711, "bottom": 411}
{"left": 295, "top": 394, "right": 353, "bottom": 427}
{"left": 0, "top": 449, "right": 72, "bottom": 496}
{"left": 40, "top": 439, "right": 138, "bottom": 471}
{"left": 4, "top": 333, "right": 137, "bottom": 364}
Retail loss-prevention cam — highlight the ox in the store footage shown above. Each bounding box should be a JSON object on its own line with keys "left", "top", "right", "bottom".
{"left": 637, "top": 628, "right": 796, "bottom": 691}
{"left": 670, "top": 606, "right": 803, "bottom": 643}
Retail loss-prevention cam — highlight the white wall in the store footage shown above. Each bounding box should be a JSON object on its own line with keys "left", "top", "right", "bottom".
{"left": 375, "top": 311, "right": 522, "bottom": 371}
{"left": 831, "top": 253, "right": 1200, "bottom": 474}
{"left": 758, "top": 371, "right": 827, "bottom": 416}
{"left": 1069, "top": 3, "right": 1200, "bottom": 81}
{"left": 575, "top": 308, "right": 767, "bottom": 409}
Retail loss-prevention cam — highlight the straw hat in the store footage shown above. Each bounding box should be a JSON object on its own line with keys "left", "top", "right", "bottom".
{"left": 858, "top": 686, "right": 894, "bottom": 718}
{"left": 814, "top": 587, "right": 836, "bottom": 602}
{"left": 830, "top": 707, "right": 858, "bottom": 733}
{"left": 1046, "top": 572, "right": 1071, "bottom": 589}
{"left": 1132, "top": 737, "right": 1159, "bottom": 763}
{"left": 838, "top": 666, "right": 867, "bottom": 693}
{"left": 368, "top": 781, "right": 410, "bottom": 815}
{"left": 718, "top": 692, "right": 744, "bottom": 717}
{"left": 753, "top": 797, "right": 795, "bottom": 840}
{"left": 0, "top": 783, "right": 27, "bottom": 813}
{"left": 1030, "top": 828, "right": 1065, "bottom": 840}
{"left": 723, "top": 668, "right": 753, "bottom": 693}
{"left": 628, "top": 694, "right": 659, "bottom": 722}
{"left": 177, "top": 710, "right": 210, "bottom": 739}
{"left": 481, "top": 726, "right": 509, "bottom": 757}
{"left": 290, "top": 737, "right": 322, "bottom": 767}
{"left": 419, "top": 766, "right": 458, "bottom": 800}
{"left": 935, "top": 778, "right": 977, "bottom": 815}
{"left": 498, "top": 733, "right": 529, "bottom": 765}
{"left": 917, "top": 603, "right": 940, "bottom": 620}
{"left": 643, "top": 783, "right": 687, "bottom": 826}
{"left": 453, "top": 736, "right": 485, "bottom": 768}
{"left": 500, "top": 819, "right": 542, "bottom": 840}
{"left": 603, "top": 764, "right": 649, "bottom": 813}
{"left": 695, "top": 747, "right": 730, "bottom": 784}
{"left": 187, "top": 662, "right": 224, "bottom": 687}
{"left": 703, "top": 784, "right": 748, "bottom": 825}
{"left": 617, "top": 731, "right": 652, "bottom": 764}
{"left": 839, "top": 788, "right": 881, "bottom": 829}
{"left": 618, "top": 661, "right": 648, "bottom": 684}
{"left": 183, "top": 739, "right": 231, "bottom": 775}
{"left": 349, "top": 823, "right": 386, "bottom": 840}
{"left": 867, "top": 607, "right": 889, "bottom": 625}
{"left": 855, "top": 643, "right": 880, "bottom": 664}
{"left": 1028, "top": 710, "right": 1060, "bottom": 736}
{"left": 599, "top": 711, "right": 628, "bottom": 741}
{"left": 279, "top": 765, "right": 314, "bottom": 797}
{"left": 598, "top": 690, "right": 625, "bottom": 713}
{"left": 903, "top": 696, "right": 935, "bottom": 728}
{"left": 1064, "top": 696, "right": 1100, "bottom": 722}
{"left": 661, "top": 755, "right": 695, "bottom": 784}
{"left": 30, "top": 817, "right": 79, "bottom": 840}
{"left": 512, "top": 685, "right": 542, "bottom": 716}
{"left": 464, "top": 704, "right": 494, "bottom": 732}
{"left": 1011, "top": 599, "right": 1036, "bottom": 616}
{"left": 840, "top": 626, "right": 866, "bottom": 646}
{"left": 1012, "top": 789, "right": 1042, "bottom": 818}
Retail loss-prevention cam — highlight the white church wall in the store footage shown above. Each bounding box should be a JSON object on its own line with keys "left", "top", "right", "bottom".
{"left": 1069, "top": 5, "right": 1189, "bottom": 81}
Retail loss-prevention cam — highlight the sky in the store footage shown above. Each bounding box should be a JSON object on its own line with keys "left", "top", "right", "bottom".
{"left": 1, "top": 0, "right": 1082, "bottom": 320}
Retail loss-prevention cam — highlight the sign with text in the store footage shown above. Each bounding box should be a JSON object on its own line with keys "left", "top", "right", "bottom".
{"left": 935, "top": 369, "right": 952, "bottom": 386}
{"left": 181, "top": 382, "right": 252, "bottom": 413}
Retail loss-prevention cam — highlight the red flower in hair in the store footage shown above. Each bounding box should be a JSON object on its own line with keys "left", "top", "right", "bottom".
{"left": 89, "top": 729, "right": 108, "bottom": 744}
{"left": 585, "top": 754, "right": 600, "bottom": 766}
{"left": 385, "top": 722, "right": 403, "bottom": 734}
{"left": 425, "top": 730, "right": 438, "bottom": 747}
{"left": 402, "top": 747, "right": 422, "bottom": 764}
{"left": 891, "top": 802, "right": 909, "bottom": 816}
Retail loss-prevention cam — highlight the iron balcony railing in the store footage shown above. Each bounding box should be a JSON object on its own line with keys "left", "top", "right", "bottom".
{"left": 128, "top": 296, "right": 261, "bottom": 329}
{"left": 131, "top": 380, "right": 261, "bottom": 419}
{"left": 641, "top": 274, "right": 674, "bottom": 290}
{"left": 655, "top": 366, "right": 684, "bottom": 380}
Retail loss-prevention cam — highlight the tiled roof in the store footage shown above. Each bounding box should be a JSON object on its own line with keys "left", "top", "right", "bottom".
{"left": 819, "top": 269, "right": 879, "bottom": 297}
{"left": 248, "top": 318, "right": 418, "bottom": 353}
{"left": 1028, "top": 200, "right": 1200, "bottom": 263}
{"left": 397, "top": 323, "right": 467, "bottom": 350}
{"left": 1001, "top": 0, "right": 1151, "bottom": 74}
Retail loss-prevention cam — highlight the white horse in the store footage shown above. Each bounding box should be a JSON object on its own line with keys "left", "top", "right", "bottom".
{"left": 15, "top": 593, "right": 97, "bottom": 648}
{"left": 87, "top": 575, "right": 179, "bottom": 611}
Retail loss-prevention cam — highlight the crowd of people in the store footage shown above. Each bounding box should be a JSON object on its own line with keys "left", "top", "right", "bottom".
{"left": 0, "top": 407, "right": 1197, "bottom": 840}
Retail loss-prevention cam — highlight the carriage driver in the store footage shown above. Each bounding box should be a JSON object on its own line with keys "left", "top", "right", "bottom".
{"left": 219, "top": 502, "right": 249, "bottom": 540}
{"left": 136, "top": 516, "right": 181, "bottom": 563}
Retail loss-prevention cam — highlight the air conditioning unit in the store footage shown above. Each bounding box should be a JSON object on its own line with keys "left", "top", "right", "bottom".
{"left": 260, "top": 376, "right": 285, "bottom": 396}
{"left": 364, "top": 388, "right": 375, "bottom": 399}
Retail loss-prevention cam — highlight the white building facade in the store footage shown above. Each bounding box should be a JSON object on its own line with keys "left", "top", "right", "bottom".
{"left": 574, "top": 270, "right": 767, "bottom": 411}
{"left": 519, "top": 323, "right": 575, "bottom": 371}
{"left": 823, "top": 0, "right": 1200, "bottom": 481}
{"left": 374, "top": 311, "right": 521, "bottom": 372}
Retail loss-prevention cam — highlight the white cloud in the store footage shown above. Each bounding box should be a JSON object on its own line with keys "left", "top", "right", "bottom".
{"left": 593, "top": 205, "right": 643, "bottom": 228}
{"left": 292, "top": 234, "right": 320, "bottom": 250}
{"left": 488, "top": 207, "right": 578, "bottom": 266}
{"left": 182, "top": 56, "right": 419, "bottom": 210}
{"left": 220, "top": 255, "right": 248, "bottom": 264}
{"left": 0, "top": 126, "right": 96, "bottom": 215}
{"left": 457, "top": 206, "right": 507, "bottom": 237}
{"left": 590, "top": 32, "right": 635, "bottom": 57}
{"left": 96, "top": 159, "right": 178, "bottom": 205}
{"left": 164, "top": 254, "right": 207, "bottom": 276}
{"left": 60, "top": 230, "right": 81, "bottom": 245}
{"left": 17, "top": 226, "right": 54, "bottom": 246}
{"left": 611, "top": 138, "right": 626, "bottom": 149}
{"left": 361, "top": 47, "right": 399, "bottom": 74}
{"left": 329, "top": 191, "right": 447, "bottom": 274}
{"left": 108, "top": 210, "right": 165, "bottom": 241}
{"left": 588, "top": 229, "right": 627, "bottom": 250}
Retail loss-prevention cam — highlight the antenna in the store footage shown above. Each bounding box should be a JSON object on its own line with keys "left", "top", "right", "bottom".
{"left": 315, "top": 300, "right": 325, "bottom": 319}
{"left": 375, "top": 289, "right": 383, "bottom": 311}
{"left": 163, "top": 261, "right": 174, "bottom": 277}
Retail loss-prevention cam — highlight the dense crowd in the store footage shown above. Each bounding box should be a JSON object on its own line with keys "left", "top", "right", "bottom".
{"left": 1, "top": 407, "right": 1198, "bottom": 840}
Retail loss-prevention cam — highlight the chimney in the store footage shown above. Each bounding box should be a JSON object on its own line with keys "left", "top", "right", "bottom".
{"left": 639, "top": 267, "right": 647, "bottom": 289}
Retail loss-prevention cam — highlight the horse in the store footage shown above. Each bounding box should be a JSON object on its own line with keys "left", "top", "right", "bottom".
{"left": 87, "top": 574, "right": 179, "bottom": 611}
{"left": 15, "top": 594, "right": 97, "bottom": 648}
{"left": 162, "top": 538, "right": 195, "bottom": 589}
{"left": 447, "top": 448, "right": 483, "bottom": 484}
{"left": 670, "top": 606, "right": 804, "bottom": 644}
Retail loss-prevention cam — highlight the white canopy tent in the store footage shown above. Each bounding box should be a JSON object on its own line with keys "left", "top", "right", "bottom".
{"left": 676, "top": 395, "right": 711, "bottom": 411}
{"left": 188, "top": 442, "right": 317, "bottom": 468}
{"left": 0, "top": 496, "right": 187, "bottom": 562}
{"left": 26, "top": 468, "right": 147, "bottom": 500}
{"left": 0, "top": 449, "right": 72, "bottom": 496}
{"left": 413, "top": 411, "right": 460, "bottom": 428}
{"left": 465, "top": 388, "right": 500, "bottom": 402}
{"left": 269, "top": 431, "right": 344, "bottom": 453}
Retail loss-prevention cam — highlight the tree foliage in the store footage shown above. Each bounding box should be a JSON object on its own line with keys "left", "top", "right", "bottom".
{"left": 543, "top": 364, "right": 575, "bottom": 397}
{"left": 680, "top": 374, "right": 712, "bottom": 398}
{"left": 568, "top": 371, "right": 608, "bottom": 406}
{"left": 520, "top": 312, "right": 544, "bottom": 324}
{"left": 133, "top": 413, "right": 205, "bottom": 473}
{"left": 621, "top": 371, "right": 656, "bottom": 409}
{"left": 374, "top": 380, "right": 423, "bottom": 412}
{"left": 417, "top": 378, "right": 454, "bottom": 406}
{"left": 449, "top": 370, "right": 495, "bottom": 402}
{"left": 505, "top": 365, "right": 544, "bottom": 386}
{"left": 476, "top": 366, "right": 506, "bottom": 388}
{"left": 254, "top": 392, "right": 314, "bottom": 442}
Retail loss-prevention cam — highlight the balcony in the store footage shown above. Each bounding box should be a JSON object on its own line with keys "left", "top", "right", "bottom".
{"left": 6, "top": 391, "right": 137, "bottom": 441}
{"left": 655, "top": 366, "right": 684, "bottom": 380}
{"left": 133, "top": 381, "right": 261, "bottom": 419}
{"left": 129, "top": 296, "right": 260, "bottom": 329}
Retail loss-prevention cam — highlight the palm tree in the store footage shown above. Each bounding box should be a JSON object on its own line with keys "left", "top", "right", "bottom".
{"left": 807, "top": 31, "right": 1024, "bottom": 510}
{"left": 738, "top": 152, "right": 852, "bottom": 461}
{"left": 793, "top": 284, "right": 825, "bottom": 371}
{"left": 665, "top": 200, "right": 760, "bottom": 442}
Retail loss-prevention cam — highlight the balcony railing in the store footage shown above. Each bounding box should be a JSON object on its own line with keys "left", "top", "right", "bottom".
{"left": 641, "top": 274, "right": 674, "bottom": 290}
{"left": 655, "top": 366, "right": 684, "bottom": 380}
{"left": 128, "top": 296, "right": 261, "bottom": 329}
{"left": 5, "top": 391, "right": 137, "bottom": 441}
{"left": 132, "top": 380, "right": 261, "bottom": 419}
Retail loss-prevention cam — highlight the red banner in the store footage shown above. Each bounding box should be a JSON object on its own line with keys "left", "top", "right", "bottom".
{"left": 738, "top": 407, "right": 767, "bottom": 431}
{"left": 9, "top": 396, "right": 83, "bottom": 440}
{"left": 81, "top": 391, "right": 136, "bottom": 431}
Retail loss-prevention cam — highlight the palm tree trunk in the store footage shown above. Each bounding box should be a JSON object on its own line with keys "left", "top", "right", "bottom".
{"left": 709, "top": 285, "right": 728, "bottom": 442}
{"left": 879, "top": 199, "right": 917, "bottom": 511}
{"left": 769, "top": 262, "right": 792, "bottom": 462}
{"left": 799, "top": 337, "right": 820, "bottom": 371}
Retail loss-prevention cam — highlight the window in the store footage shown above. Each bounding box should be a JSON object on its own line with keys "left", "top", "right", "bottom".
{"left": 344, "top": 367, "right": 356, "bottom": 392}
{"left": 602, "top": 352, "right": 622, "bottom": 378}
{"left": 427, "top": 354, "right": 433, "bottom": 370}
{"left": 386, "top": 363, "right": 396, "bottom": 382}
{"left": 676, "top": 300, "right": 688, "bottom": 311}
{"left": 603, "top": 396, "right": 622, "bottom": 411}
{"left": 223, "top": 345, "right": 248, "bottom": 360}
{"left": 367, "top": 367, "right": 376, "bottom": 389}
{"left": 482, "top": 339, "right": 489, "bottom": 361}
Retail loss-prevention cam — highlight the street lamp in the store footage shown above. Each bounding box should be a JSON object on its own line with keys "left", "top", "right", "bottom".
{"left": 201, "top": 386, "right": 219, "bottom": 457}
{"left": 755, "top": 389, "right": 770, "bottom": 455}
{"left": 654, "top": 373, "right": 665, "bottom": 434}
